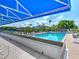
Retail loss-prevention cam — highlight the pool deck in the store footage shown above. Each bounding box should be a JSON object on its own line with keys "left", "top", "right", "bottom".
{"left": 0, "top": 33, "right": 79, "bottom": 59}
{"left": 65, "top": 34, "right": 79, "bottom": 59}
{"left": 0, "top": 33, "right": 52, "bottom": 59}
{"left": 0, "top": 37, "right": 36, "bottom": 59}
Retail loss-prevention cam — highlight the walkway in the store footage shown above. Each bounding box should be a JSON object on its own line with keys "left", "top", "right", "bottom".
{"left": 65, "top": 34, "right": 79, "bottom": 59}
{"left": 0, "top": 37, "right": 36, "bottom": 59}
{"left": 0, "top": 33, "right": 51, "bottom": 59}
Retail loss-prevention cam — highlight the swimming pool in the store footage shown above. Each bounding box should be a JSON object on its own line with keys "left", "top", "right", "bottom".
{"left": 33, "top": 32, "right": 66, "bottom": 42}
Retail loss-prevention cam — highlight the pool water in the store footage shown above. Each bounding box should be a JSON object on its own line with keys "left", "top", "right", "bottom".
{"left": 33, "top": 32, "right": 66, "bottom": 42}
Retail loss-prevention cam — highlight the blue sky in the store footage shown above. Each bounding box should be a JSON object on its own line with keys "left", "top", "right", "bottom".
{"left": 3, "top": 0, "right": 79, "bottom": 27}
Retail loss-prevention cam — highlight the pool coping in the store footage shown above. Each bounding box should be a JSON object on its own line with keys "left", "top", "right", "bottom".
{"left": 61, "top": 33, "right": 67, "bottom": 42}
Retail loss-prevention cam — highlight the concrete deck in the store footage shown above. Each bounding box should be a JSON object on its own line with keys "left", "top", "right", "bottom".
{"left": 0, "top": 33, "right": 79, "bottom": 59}
{"left": 65, "top": 34, "right": 79, "bottom": 59}
{"left": 0, "top": 33, "right": 51, "bottom": 59}
{"left": 0, "top": 37, "right": 36, "bottom": 59}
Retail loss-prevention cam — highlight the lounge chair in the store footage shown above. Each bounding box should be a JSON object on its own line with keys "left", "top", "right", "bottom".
{"left": 73, "top": 38, "right": 79, "bottom": 44}
{"left": 73, "top": 33, "right": 79, "bottom": 44}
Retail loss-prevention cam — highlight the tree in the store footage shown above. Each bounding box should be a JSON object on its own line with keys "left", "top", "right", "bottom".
{"left": 29, "top": 23, "right": 32, "bottom": 27}
{"left": 49, "top": 20, "right": 52, "bottom": 26}
{"left": 57, "top": 20, "right": 78, "bottom": 30}
{"left": 1, "top": 26, "right": 17, "bottom": 31}
{"left": 51, "top": 25, "right": 58, "bottom": 31}
{"left": 24, "top": 27, "right": 33, "bottom": 33}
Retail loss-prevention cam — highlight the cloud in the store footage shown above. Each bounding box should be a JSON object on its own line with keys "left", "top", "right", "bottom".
{"left": 43, "top": 16, "right": 50, "bottom": 19}
{"left": 56, "top": 15, "right": 64, "bottom": 20}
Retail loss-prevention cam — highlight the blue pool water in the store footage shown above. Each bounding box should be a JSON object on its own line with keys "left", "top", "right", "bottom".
{"left": 33, "top": 32, "right": 66, "bottom": 42}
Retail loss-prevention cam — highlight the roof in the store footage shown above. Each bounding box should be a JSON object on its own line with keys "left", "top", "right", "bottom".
{"left": 0, "top": 0, "right": 71, "bottom": 25}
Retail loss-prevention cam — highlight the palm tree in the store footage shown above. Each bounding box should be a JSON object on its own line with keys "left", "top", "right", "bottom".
{"left": 29, "top": 23, "right": 32, "bottom": 27}
{"left": 49, "top": 20, "right": 52, "bottom": 26}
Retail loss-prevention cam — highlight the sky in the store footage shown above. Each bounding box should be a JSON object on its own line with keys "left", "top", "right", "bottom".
{"left": 2, "top": 0, "right": 79, "bottom": 27}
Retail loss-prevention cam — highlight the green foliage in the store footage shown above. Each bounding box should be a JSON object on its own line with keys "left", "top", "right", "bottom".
{"left": 24, "top": 27, "right": 33, "bottom": 33}
{"left": 72, "top": 28, "right": 79, "bottom": 33}
{"left": 34, "top": 25, "right": 50, "bottom": 32}
{"left": 0, "top": 20, "right": 78, "bottom": 33}
{"left": 1, "top": 26, "right": 17, "bottom": 31}
{"left": 57, "top": 20, "right": 78, "bottom": 30}
{"left": 51, "top": 25, "right": 58, "bottom": 31}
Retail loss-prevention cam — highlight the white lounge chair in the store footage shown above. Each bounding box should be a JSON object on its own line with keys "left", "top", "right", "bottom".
{"left": 73, "top": 33, "right": 79, "bottom": 44}
{"left": 73, "top": 38, "right": 79, "bottom": 44}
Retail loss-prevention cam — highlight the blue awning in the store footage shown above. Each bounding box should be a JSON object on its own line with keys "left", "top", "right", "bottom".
{"left": 0, "top": 0, "right": 71, "bottom": 25}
